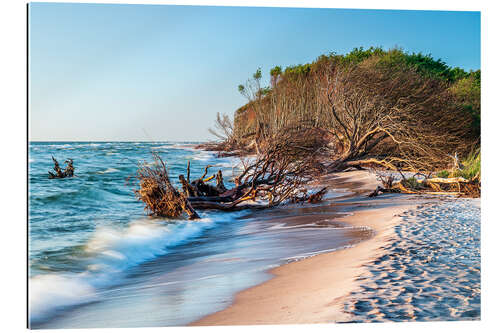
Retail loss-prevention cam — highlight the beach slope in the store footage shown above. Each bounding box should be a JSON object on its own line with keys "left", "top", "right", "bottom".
{"left": 193, "top": 171, "right": 417, "bottom": 325}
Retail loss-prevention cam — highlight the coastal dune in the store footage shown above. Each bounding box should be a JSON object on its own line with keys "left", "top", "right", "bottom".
{"left": 193, "top": 171, "right": 418, "bottom": 325}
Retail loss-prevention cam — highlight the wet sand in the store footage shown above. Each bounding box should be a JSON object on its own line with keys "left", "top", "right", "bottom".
{"left": 193, "top": 170, "right": 422, "bottom": 325}
{"left": 32, "top": 170, "right": 377, "bottom": 329}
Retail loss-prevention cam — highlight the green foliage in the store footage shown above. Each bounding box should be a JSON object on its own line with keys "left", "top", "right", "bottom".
{"left": 238, "top": 68, "right": 264, "bottom": 101}
{"left": 234, "top": 46, "right": 480, "bottom": 162}
{"left": 402, "top": 177, "right": 424, "bottom": 190}
{"left": 341, "top": 46, "right": 384, "bottom": 65}
{"left": 433, "top": 149, "right": 480, "bottom": 180}
{"left": 451, "top": 71, "right": 481, "bottom": 135}
{"left": 375, "top": 48, "right": 468, "bottom": 83}
{"left": 280, "top": 47, "right": 478, "bottom": 84}
{"left": 448, "top": 67, "right": 470, "bottom": 82}
{"left": 451, "top": 149, "right": 481, "bottom": 180}
{"left": 279, "top": 47, "right": 480, "bottom": 138}
{"left": 400, "top": 52, "right": 450, "bottom": 80}
{"left": 253, "top": 67, "right": 262, "bottom": 80}
{"left": 263, "top": 47, "right": 479, "bottom": 87}
{"left": 436, "top": 170, "right": 450, "bottom": 178}
{"left": 258, "top": 86, "right": 271, "bottom": 97}
{"left": 270, "top": 65, "right": 282, "bottom": 77}
{"left": 284, "top": 63, "right": 311, "bottom": 77}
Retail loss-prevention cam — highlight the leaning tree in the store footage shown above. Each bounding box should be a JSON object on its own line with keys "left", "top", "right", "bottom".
{"left": 135, "top": 127, "right": 329, "bottom": 219}
{"left": 321, "top": 57, "right": 476, "bottom": 172}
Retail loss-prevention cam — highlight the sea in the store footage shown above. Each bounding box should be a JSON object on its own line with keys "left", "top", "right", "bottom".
{"left": 28, "top": 141, "right": 371, "bottom": 328}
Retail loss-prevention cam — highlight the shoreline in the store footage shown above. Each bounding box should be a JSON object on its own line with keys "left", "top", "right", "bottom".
{"left": 28, "top": 143, "right": 480, "bottom": 328}
{"left": 192, "top": 170, "right": 419, "bottom": 325}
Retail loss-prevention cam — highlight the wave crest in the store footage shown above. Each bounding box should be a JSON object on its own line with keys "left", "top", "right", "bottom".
{"left": 29, "top": 212, "right": 244, "bottom": 324}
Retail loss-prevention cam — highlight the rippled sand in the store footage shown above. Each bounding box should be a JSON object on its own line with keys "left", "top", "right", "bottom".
{"left": 342, "top": 198, "right": 480, "bottom": 322}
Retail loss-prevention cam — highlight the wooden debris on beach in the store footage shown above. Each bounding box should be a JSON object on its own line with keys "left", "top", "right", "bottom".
{"left": 135, "top": 131, "right": 329, "bottom": 219}
{"left": 48, "top": 156, "right": 74, "bottom": 179}
{"left": 135, "top": 154, "right": 199, "bottom": 219}
{"left": 290, "top": 187, "right": 329, "bottom": 204}
{"left": 368, "top": 172, "right": 480, "bottom": 198}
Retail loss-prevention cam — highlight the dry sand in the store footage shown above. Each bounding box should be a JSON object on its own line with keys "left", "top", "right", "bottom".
{"left": 343, "top": 199, "right": 480, "bottom": 322}
{"left": 192, "top": 170, "right": 419, "bottom": 325}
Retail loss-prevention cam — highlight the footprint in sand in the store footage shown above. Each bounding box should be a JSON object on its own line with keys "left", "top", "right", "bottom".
{"left": 341, "top": 198, "right": 480, "bottom": 323}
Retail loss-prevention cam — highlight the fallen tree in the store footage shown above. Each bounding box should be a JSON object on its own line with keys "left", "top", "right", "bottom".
{"left": 135, "top": 154, "right": 200, "bottom": 219}
{"left": 48, "top": 156, "right": 74, "bottom": 179}
{"left": 135, "top": 130, "right": 329, "bottom": 219}
{"left": 368, "top": 171, "right": 480, "bottom": 198}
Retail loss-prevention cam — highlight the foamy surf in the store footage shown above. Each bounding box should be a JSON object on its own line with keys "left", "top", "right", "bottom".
{"left": 29, "top": 211, "right": 245, "bottom": 325}
{"left": 97, "top": 168, "right": 119, "bottom": 174}
{"left": 152, "top": 143, "right": 198, "bottom": 150}
{"left": 29, "top": 274, "right": 98, "bottom": 322}
{"left": 29, "top": 142, "right": 377, "bottom": 329}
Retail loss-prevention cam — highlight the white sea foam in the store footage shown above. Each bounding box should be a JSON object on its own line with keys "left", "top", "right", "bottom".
{"left": 193, "top": 151, "right": 243, "bottom": 172}
{"left": 51, "top": 144, "right": 70, "bottom": 147}
{"left": 152, "top": 143, "right": 198, "bottom": 151}
{"left": 29, "top": 274, "right": 97, "bottom": 322}
{"left": 192, "top": 151, "right": 214, "bottom": 161}
{"left": 151, "top": 145, "right": 173, "bottom": 150}
{"left": 214, "top": 156, "right": 243, "bottom": 169}
{"left": 97, "top": 168, "right": 119, "bottom": 174}
{"left": 29, "top": 212, "right": 245, "bottom": 324}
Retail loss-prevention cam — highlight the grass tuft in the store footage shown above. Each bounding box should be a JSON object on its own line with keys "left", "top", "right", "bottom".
{"left": 452, "top": 149, "right": 480, "bottom": 180}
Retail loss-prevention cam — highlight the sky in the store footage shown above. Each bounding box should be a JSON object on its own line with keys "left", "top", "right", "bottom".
{"left": 28, "top": 3, "right": 480, "bottom": 141}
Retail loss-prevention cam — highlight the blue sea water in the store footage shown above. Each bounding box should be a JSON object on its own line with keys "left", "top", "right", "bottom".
{"left": 28, "top": 141, "right": 370, "bottom": 328}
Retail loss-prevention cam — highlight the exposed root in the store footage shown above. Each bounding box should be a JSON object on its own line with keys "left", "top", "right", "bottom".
{"left": 135, "top": 154, "right": 199, "bottom": 219}
{"left": 367, "top": 172, "right": 480, "bottom": 198}
{"left": 135, "top": 130, "right": 329, "bottom": 219}
{"left": 48, "top": 156, "right": 74, "bottom": 179}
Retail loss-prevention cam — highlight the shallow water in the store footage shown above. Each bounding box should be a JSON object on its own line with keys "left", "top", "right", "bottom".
{"left": 29, "top": 142, "right": 371, "bottom": 328}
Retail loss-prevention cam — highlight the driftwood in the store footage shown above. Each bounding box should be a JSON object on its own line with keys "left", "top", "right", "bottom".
{"left": 289, "top": 187, "right": 329, "bottom": 203}
{"left": 135, "top": 132, "right": 329, "bottom": 219}
{"left": 135, "top": 154, "right": 199, "bottom": 219}
{"left": 48, "top": 156, "right": 74, "bottom": 179}
{"left": 368, "top": 185, "right": 394, "bottom": 197}
{"left": 425, "top": 177, "right": 469, "bottom": 184}
{"left": 368, "top": 173, "right": 480, "bottom": 198}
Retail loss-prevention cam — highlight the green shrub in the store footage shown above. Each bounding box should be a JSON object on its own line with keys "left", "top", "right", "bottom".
{"left": 436, "top": 170, "right": 450, "bottom": 178}
{"left": 452, "top": 149, "right": 480, "bottom": 180}
{"left": 402, "top": 177, "right": 422, "bottom": 190}
{"left": 450, "top": 72, "right": 481, "bottom": 136}
{"left": 233, "top": 46, "right": 480, "bottom": 165}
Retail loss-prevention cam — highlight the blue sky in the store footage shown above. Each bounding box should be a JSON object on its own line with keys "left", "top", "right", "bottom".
{"left": 29, "top": 3, "right": 480, "bottom": 141}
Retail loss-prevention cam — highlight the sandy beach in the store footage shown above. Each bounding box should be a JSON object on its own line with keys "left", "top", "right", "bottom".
{"left": 343, "top": 198, "right": 480, "bottom": 322}
{"left": 193, "top": 170, "right": 480, "bottom": 325}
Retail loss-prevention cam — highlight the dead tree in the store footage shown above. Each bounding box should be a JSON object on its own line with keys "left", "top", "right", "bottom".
{"left": 321, "top": 58, "right": 476, "bottom": 172}
{"left": 367, "top": 172, "right": 480, "bottom": 198}
{"left": 135, "top": 130, "right": 329, "bottom": 219}
{"left": 48, "top": 156, "right": 75, "bottom": 179}
{"left": 64, "top": 159, "right": 74, "bottom": 177}
{"left": 135, "top": 154, "right": 199, "bottom": 219}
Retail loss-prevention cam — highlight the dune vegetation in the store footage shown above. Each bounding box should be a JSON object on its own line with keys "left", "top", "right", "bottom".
{"left": 136, "top": 47, "right": 481, "bottom": 218}
{"left": 210, "top": 47, "right": 480, "bottom": 178}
